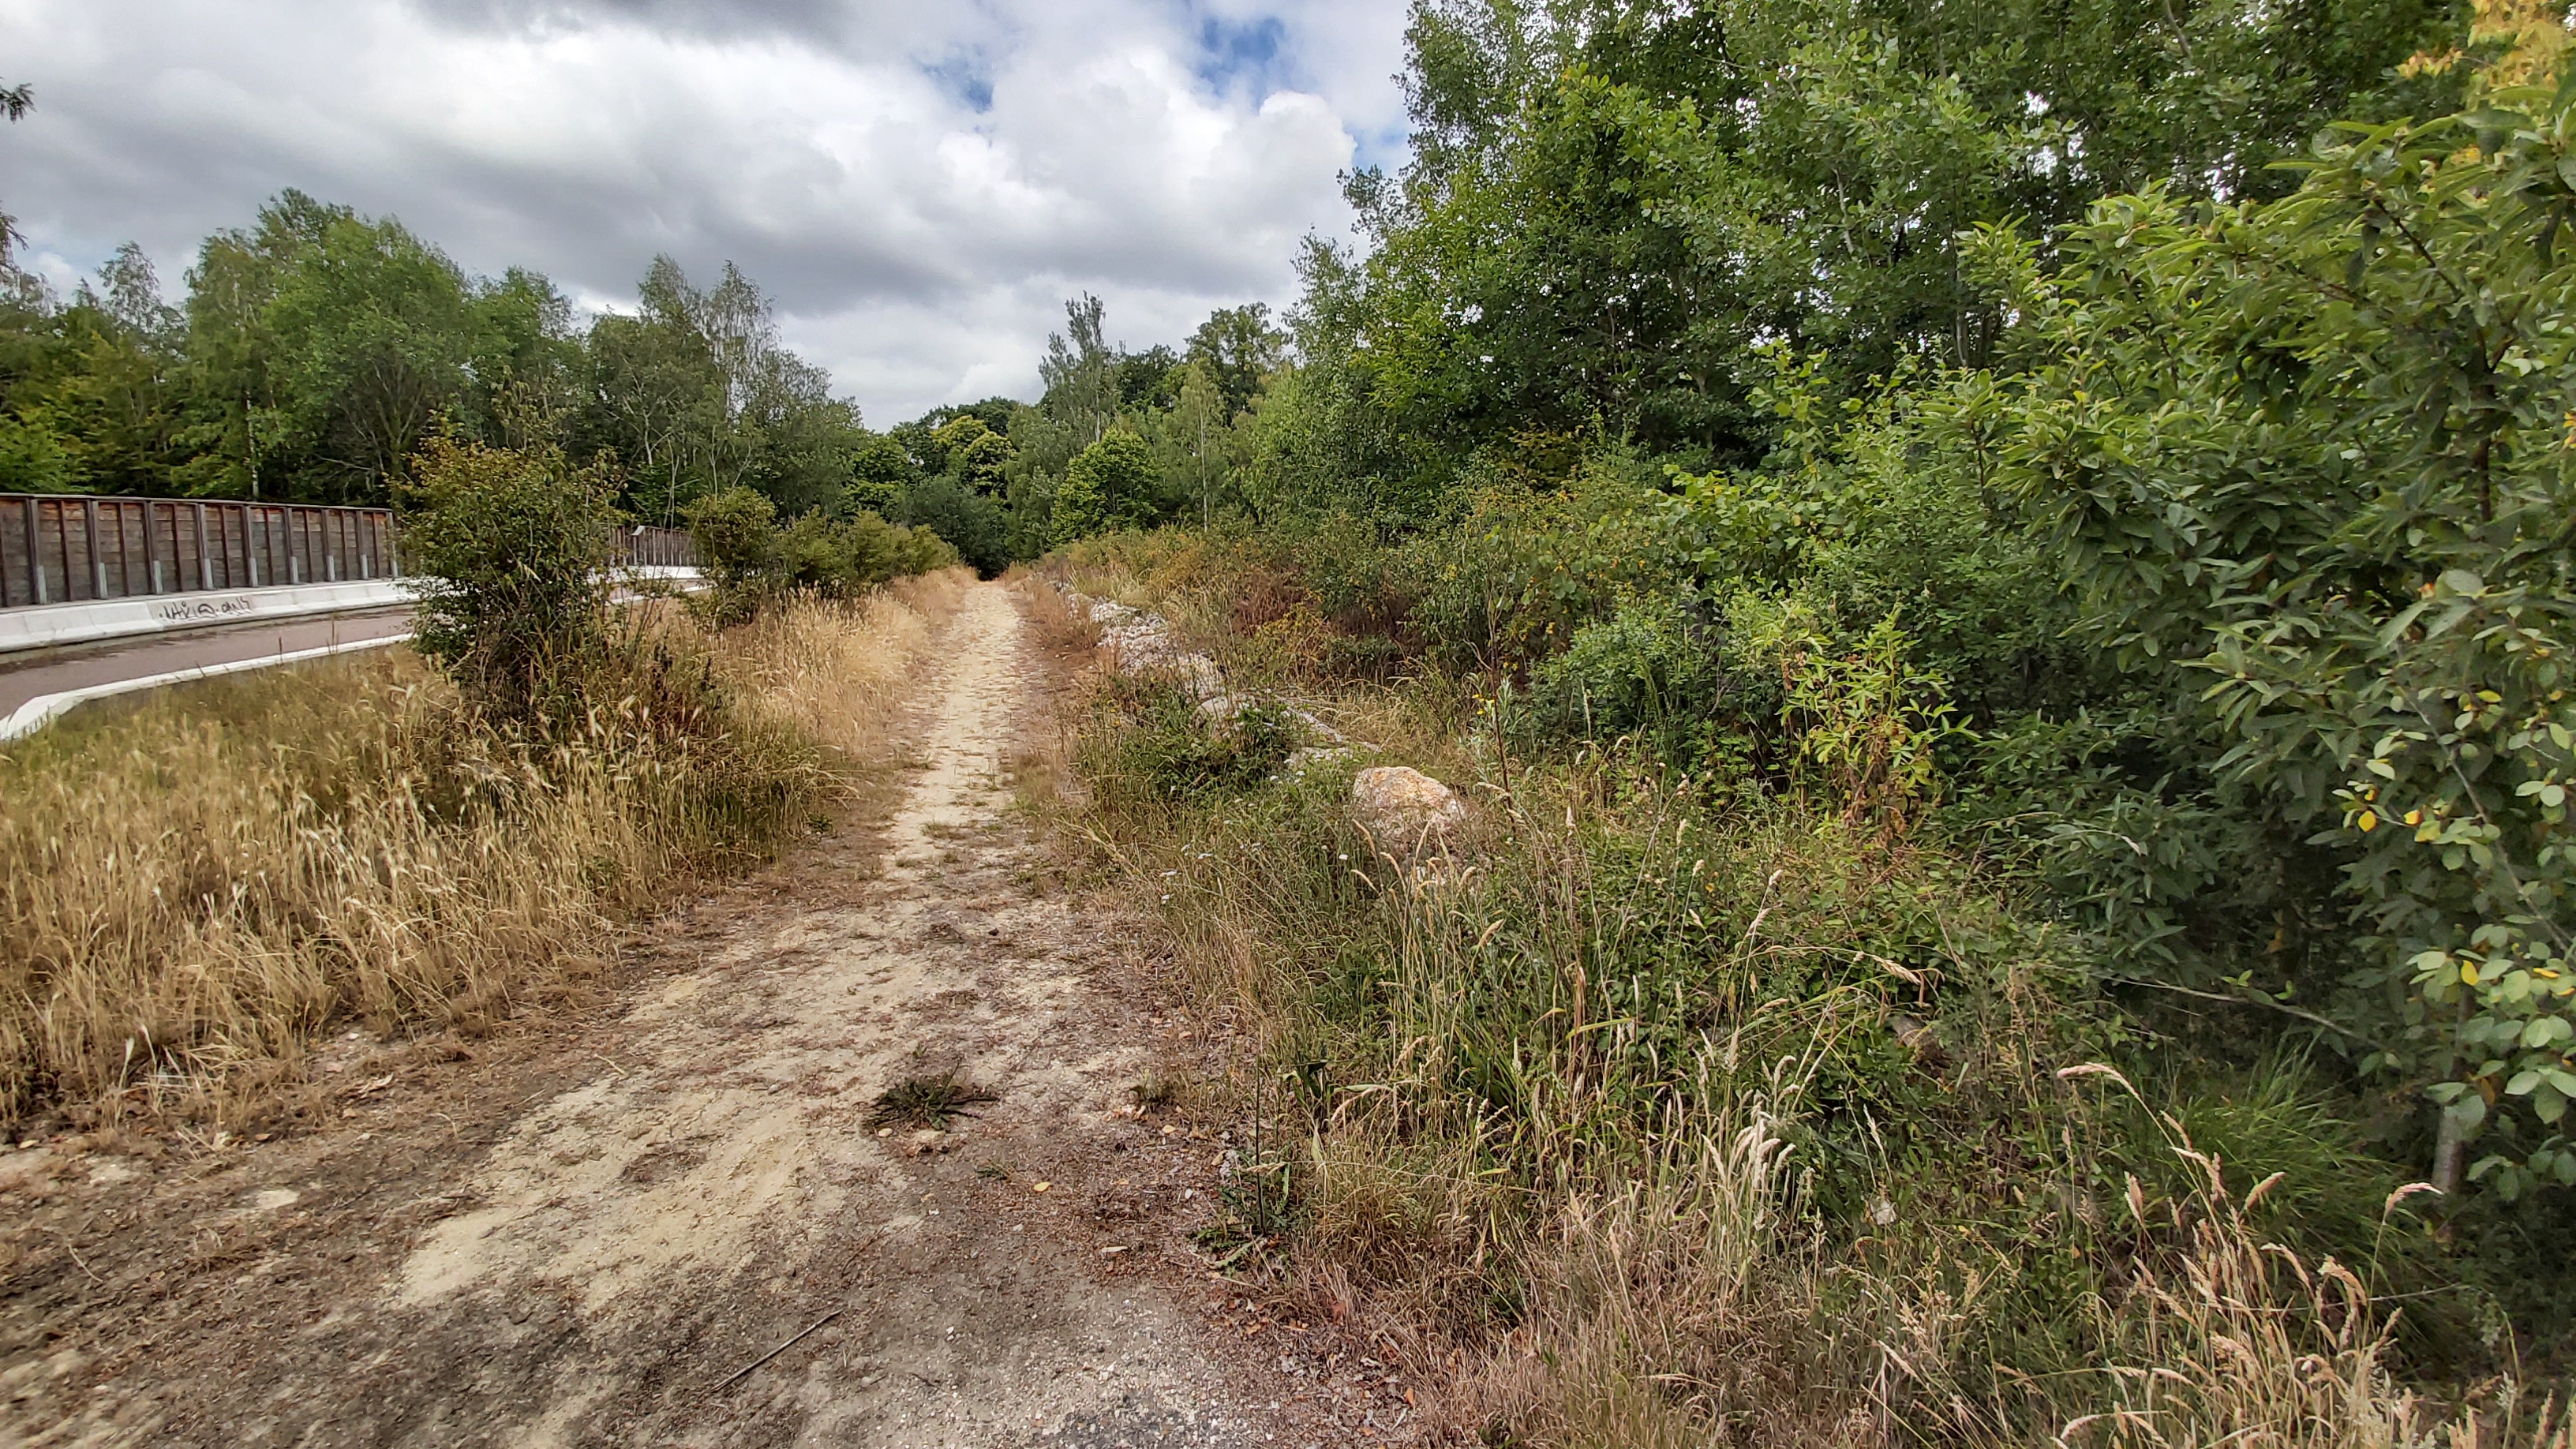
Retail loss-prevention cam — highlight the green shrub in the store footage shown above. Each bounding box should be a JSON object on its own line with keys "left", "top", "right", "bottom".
{"left": 1518, "top": 601, "right": 1726, "bottom": 762}
{"left": 680, "top": 485, "right": 782, "bottom": 590}
{"left": 1086, "top": 675, "right": 1298, "bottom": 805}
{"left": 1975, "top": 79, "right": 2576, "bottom": 1193}
{"left": 683, "top": 485, "right": 957, "bottom": 622}
{"left": 399, "top": 435, "right": 616, "bottom": 723}
{"left": 1051, "top": 429, "right": 1160, "bottom": 545}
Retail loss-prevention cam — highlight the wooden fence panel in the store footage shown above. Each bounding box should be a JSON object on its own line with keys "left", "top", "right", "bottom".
{"left": 0, "top": 495, "right": 402, "bottom": 612}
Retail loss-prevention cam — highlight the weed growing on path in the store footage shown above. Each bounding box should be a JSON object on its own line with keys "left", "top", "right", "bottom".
{"left": 869, "top": 1070, "right": 998, "bottom": 1130}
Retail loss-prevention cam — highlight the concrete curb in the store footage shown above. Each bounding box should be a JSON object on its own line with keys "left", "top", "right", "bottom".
{"left": 0, "top": 634, "right": 414, "bottom": 743}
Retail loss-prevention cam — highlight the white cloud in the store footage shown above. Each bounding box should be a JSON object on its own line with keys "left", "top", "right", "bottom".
{"left": 0, "top": 0, "right": 1408, "bottom": 422}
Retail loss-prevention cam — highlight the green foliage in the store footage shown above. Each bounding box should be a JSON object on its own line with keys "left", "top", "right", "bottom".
{"left": 1518, "top": 601, "right": 1718, "bottom": 754}
{"left": 1186, "top": 302, "right": 1288, "bottom": 417}
{"left": 892, "top": 474, "right": 1009, "bottom": 578}
{"left": 0, "top": 414, "right": 72, "bottom": 492}
{"left": 1085, "top": 675, "right": 1299, "bottom": 805}
{"left": 679, "top": 485, "right": 781, "bottom": 592}
{"left": 398, "top": 435, "right": 616, "bottom": 722}
{"left": 1051, "top": 429, "right": 1160, "bottom": 545}
{"left": 0, "top": 195, "right": 869, "bottom": 519}
{"left": 1974, "top": 76, "right": 2576, "bottom": 1193}
{"left": 683, "top": 484, "right": 955, "bottom": 623}
{"left": 1305, "top": 0, "right": 2462, "bottom": 477}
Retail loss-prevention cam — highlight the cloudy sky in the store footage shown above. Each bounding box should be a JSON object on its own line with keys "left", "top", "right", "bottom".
{"left": 0, "top": 0, "right": 1411, "bottom": 422}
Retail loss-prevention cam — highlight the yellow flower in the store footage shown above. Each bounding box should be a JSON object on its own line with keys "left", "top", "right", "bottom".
{"left": 2357, "top": 810, "right": 2379, "bottom": 832}
{"left": 2462, "top": 961, "right": 2481, "bottom": 987}
{"left": 2404, "top": 809, "right": 2423, "bottom": 826}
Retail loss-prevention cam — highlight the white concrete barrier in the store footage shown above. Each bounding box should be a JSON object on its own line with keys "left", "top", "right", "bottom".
{"left": 0, "top": 581, "right": 410, "bottom": 654}
{"left": 0, "top": 568, "right": 704, "bottom": 655}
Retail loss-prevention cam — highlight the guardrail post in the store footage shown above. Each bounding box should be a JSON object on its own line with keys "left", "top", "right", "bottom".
{"left": 21, "top": 497, "right": 39, "bottom": 605}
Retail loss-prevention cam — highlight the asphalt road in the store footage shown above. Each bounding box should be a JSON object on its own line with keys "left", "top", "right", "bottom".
{"left": 0, "top": 605, "right": 417, "bottom": 719}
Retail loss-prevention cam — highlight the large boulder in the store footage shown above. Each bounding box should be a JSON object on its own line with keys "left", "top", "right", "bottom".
{"left": 1350, "top": 766, "right": 1468, "bottom": 853}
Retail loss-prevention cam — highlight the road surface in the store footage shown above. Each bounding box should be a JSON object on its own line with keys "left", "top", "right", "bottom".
{"left": 0, "top": 606, "right": 417, "bottom": 721}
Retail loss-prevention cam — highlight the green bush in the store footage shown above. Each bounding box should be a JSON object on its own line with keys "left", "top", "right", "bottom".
{"left": 1518, "top": 601, "right": 1725, "bottom": 762}
{"left": 399, "top": 435, "right": 616, "bottom": 722}
{"left": 680, "top": 485, "right": 782, "bottom": 591}
{"left": 1975, "top": 79, "right": 2576, "bottom": 1194}
{"left": 1051, "top": 429, "right": 1160, "bottom": 545}
{"left": 683, "top": 485, "right": 956, "bottom": 622}
{"left": 1086, "top": 674, "right": 1298, "bottom": 805}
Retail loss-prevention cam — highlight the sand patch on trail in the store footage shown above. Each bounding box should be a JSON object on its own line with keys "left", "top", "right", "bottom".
{"left": 395, "top": 584, "right": 1037, "bottom": 1316}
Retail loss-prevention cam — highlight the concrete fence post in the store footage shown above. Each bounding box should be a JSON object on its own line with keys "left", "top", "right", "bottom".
{"left": 22, "top": 497, "right": 41, "bottom": 606}
{"left": 82, "top": 496, "right": 103, "bottom": 600}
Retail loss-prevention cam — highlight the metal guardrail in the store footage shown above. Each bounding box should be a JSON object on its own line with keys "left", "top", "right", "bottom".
{"left": 608, "top": 524, "right": 699, "bottom": 571}
{"left": 0, "top": 494, "right": 697, "bottom": 610}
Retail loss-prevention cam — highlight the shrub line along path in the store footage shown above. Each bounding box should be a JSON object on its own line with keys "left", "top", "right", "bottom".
{"left": 0, "top": 582, "right": 1331, "bottom": 1447}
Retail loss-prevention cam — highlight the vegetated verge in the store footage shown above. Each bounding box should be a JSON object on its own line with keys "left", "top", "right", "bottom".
{"left": 0, "top": 438, "right": 968, "bottom": 1136}
{"left": 1044, "top": 531, "right": 2559, "bottom": 1449}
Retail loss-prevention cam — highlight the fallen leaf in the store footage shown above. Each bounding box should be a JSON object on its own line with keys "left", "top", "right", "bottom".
{"left": 1032, "top": 1181, "right": 1050, "bottom": 1193}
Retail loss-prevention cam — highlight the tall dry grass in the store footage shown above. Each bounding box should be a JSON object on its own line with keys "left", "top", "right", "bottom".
{"left": 0, "top": 573, "right": 968, "bottom": 1126}
{"left": 716, "top": 569, "right": 968, "bottom": 757}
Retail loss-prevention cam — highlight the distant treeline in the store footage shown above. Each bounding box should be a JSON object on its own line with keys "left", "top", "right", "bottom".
{"left": 0, "top": 191, "right": 1286, "bottom": 577}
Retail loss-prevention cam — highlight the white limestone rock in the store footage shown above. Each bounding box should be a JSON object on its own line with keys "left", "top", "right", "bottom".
{"left": 1350, "top": 766, "right": 1468, "bottom": 852}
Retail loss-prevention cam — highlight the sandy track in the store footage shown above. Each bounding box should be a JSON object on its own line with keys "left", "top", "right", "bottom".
{"left": 2, "top": 582, "right": 1292, "bottom": 1447}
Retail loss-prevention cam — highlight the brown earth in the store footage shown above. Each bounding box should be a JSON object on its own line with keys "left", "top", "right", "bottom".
{"left": 0, "top": 582, "right": 1437, "bottom": 1447}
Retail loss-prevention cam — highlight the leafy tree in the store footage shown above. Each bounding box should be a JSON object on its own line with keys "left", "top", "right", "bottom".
{"left": 0, "top": 245, "right": 189, "bottom": 494}
{"left": 578, "top": 309, "right": 722, "bottom": 525}
{"left": 1114, "top": 343, "right": 1181, "bottom": 410}
{"left": 1039, "top": 293, "right": 1119, "bottom": 444}
{"left": 1052, "top": 429, "right": 1160, "bottom": 545}
{"left": 925, "top": 414, "right": 1012, "bottom": 492}
{"left": 894, "top": 474, "right": 1009, "bottom": 576}
{"left": 1155, "top": 359, "right": 1234, "bottom": 528}
{"left": 1307, "top": 0, "right": 2468, "bottom": 470}
{"left": 1185, "top": 302, "right": 1287, "bottom": 417}
{"left": 685, "top": 483, "right": 956, "bottom": 620}
{"left": 467, "top": 267, "right": 582, "bottom": 448}
{"left": 843, "top": 429, "right": 917, "bottom": 515}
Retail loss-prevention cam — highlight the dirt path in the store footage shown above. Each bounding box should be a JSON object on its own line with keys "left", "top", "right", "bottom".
{"left": 1, "top": 582, "right": 1327, "bottom": 1447}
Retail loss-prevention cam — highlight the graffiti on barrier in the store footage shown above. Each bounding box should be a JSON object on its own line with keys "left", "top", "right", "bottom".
{"left": 149, "top": 595, "right": 260, "bottom": 623}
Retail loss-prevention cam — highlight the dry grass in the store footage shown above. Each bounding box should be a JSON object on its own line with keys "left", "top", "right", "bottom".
{"left": 715, "top": 569, "right": 970, "bottom": 759}
{"left": 0, "top": 574, "right": 968, "bottom": 1129}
